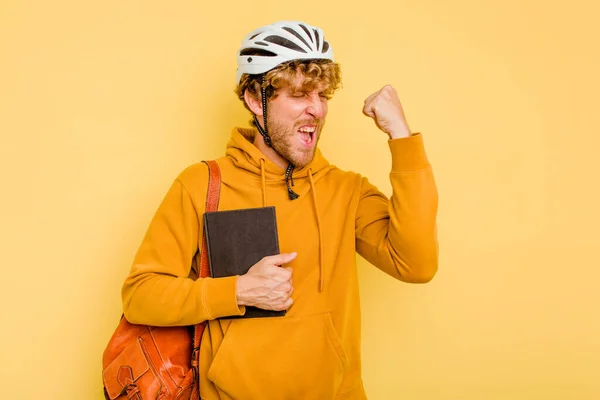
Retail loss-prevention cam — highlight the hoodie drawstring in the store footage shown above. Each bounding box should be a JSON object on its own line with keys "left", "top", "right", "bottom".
{"left": 308, "top": 169, "right": 325, "bottom": 292}
{"left": 260, "top": 159, "right": 267, "bottom": 207}
{"left": 285, "top": 164, "right": 300, "bottom": 200}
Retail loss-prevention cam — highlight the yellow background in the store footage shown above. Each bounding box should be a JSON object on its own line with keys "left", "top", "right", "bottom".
{"left": 1, "top": 0, "right": 599, "bottom": 398}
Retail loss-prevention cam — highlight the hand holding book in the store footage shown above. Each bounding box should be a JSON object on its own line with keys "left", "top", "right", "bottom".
{"left": 235, "top": 252, "right": 296, "bottom": 311}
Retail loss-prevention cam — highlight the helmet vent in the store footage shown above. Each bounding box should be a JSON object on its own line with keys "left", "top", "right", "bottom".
{"left": 322, "top": 41, "right": 330, "bottom": 53}
{"left": 239, "top": 48, "right": 278, "bottom": 57}
{"left": 298, "top": 24, "right": 313, "bottom": 42}
{"left": 282, "top": 27, "right": 311, "bottom": 49}
{"left": 264, "top": 35, "right": 307, "bottom": 53}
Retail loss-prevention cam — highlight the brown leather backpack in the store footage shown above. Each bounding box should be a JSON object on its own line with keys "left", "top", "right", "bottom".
{"left": 102, "top": 160, "right": 221, "bottom": 399}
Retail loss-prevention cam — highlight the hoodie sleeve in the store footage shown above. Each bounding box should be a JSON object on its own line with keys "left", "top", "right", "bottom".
{"left": 121, "top": 167, "right": 245, "bottom": 326}
{"left": 355, "top": 133, "right": 438, "bottom": 283}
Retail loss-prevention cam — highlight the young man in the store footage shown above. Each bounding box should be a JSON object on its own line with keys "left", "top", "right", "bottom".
{"left": 121, "top": 21, "right": 438, "bottom": 399}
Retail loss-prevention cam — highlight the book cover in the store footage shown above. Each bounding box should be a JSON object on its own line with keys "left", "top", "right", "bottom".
{"left": 203, "top": 206, "right": 285, "bottom": 318}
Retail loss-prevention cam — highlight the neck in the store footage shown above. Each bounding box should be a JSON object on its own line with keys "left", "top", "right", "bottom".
{"left": 253, "top": 132, "right": 288, "bottom": 170}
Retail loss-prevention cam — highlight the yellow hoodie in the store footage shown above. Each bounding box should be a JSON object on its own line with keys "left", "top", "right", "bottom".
{"left": 122, "top": 127, "right": 438, "bottom": 399}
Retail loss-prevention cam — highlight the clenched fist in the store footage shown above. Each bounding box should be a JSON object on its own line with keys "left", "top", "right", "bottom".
{"left": 235, "top": 252, "right": 296, "bottom": 311}
{"left": 363, "top": 85, "right": 411, "bottom": 139}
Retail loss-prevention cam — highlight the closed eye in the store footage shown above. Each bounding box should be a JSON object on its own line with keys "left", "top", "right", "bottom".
{"left": 289, "top": 90, "right": 330, "bottom": 100}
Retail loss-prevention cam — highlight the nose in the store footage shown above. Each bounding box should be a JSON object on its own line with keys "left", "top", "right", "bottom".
{"left": 306, "top": 93, "right": 326, "bottom": 119}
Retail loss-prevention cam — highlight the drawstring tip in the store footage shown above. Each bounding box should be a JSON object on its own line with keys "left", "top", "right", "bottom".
{"left": 287, "top": 190, "right": 300, "bottom": 200}
{"left": 285, "top": 163, "right": 299, "bottom": 200}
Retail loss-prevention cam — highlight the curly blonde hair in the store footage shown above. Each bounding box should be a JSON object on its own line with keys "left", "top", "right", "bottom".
{"left": 235, "top": 59, "right": 342, "bottom": 126}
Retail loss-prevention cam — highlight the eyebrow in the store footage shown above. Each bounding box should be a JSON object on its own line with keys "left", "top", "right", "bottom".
{"left": 288, "top": 86, "right": 307, "bottom": 93}
{"left": 288, "top": 85, "right": 323, "bottom": 94}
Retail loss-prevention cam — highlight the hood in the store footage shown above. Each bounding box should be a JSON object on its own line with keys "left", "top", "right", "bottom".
{"left": 225, "top": 127, "right": 333, "bottom": 181}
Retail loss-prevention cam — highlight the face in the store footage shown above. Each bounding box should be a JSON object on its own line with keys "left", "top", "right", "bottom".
{"left": 264, "top": 75, "right": 329, "bottom": 168}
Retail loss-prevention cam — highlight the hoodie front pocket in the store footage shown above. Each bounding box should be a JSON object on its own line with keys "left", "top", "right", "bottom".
{"left": 207, "top": 312, "right": 349, "bottom": 400}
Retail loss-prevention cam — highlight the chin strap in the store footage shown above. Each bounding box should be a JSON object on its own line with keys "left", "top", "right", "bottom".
{"left": 254, "top": 76, "right": 271, "bottom": 147}
{"left": 255, "top": 75, "right": 299, "bottom": 201}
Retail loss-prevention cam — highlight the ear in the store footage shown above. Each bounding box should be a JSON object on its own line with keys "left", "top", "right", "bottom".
{"left": 244, "top": 88, "right": 264, "bottom": 118}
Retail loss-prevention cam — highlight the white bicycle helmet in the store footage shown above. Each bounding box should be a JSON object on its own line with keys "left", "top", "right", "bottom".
{"left": 236, "top": 20, "right": 335, "bottom": 83}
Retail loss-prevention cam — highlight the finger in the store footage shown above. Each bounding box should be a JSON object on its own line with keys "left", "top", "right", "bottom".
{"left": 270, "top": 290, "right": 288, "bottom": 300}
{"left": 362, "top": 101, "right": 376, "bottom": 118}
{"left": 263, "top": 252, "right": 297, "bottom": 266}
{"left": 363, "top": 104, "right": 375, "bottom": 118}
{"left": 282, "top": 281, "right": 293, "bottom": 292}
{"left": 282, "top": 297, "right": 294, "bottom": 310}
{"left": 362, "top": 92, "right": 377, "bottom": 117}
{"left": 382, "top": 84, "right": 397, "bottom": 97}
{"left": 278, "top": 267, "right": 293, "bottom": 280}
{"left": 362, "top": 94, "right": 376, "bottom": 116}
{"left": 364, "top": 90, "right": 387, "bottom": 118}
{"left": 363, "top": 87, "right": 383, "bottom": 104}
{"left": 363, "top": 94, "right": 376, "bottom": 106}
{"left": 270, "top": 297, "right": 290, "bottom": 311}
{"left": 282, "top": 266, "right": 293, "bottom": 281}
{"left": 264, "top": 265, "right": 293, "bottom": 281}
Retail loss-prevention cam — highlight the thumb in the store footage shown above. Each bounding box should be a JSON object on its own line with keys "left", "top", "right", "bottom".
{"left": 267, "top": 252, "right": 297, "bottom": 266}
{"left": 362, "top": 102, "right": 376, "bottom": 119}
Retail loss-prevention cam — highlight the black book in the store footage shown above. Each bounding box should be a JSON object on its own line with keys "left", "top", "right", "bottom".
{"left": 203, "top": 206, "right": 285, "bottom": 318}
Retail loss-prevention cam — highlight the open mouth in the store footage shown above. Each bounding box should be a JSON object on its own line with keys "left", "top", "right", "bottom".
{"left": 298, "top": 125, "right": 316, "bottom": 146}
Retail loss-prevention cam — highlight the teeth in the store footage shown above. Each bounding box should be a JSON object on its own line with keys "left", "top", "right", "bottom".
{"left": 298, "top": 127, "right": 315, "bottom": 133}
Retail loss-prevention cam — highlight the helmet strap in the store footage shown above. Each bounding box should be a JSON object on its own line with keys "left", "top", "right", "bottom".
{"left": 255, "top": 75, "right": 272, "bottom": 147}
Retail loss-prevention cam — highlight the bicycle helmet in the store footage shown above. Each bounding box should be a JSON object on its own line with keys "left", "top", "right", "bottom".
{"left": 236, "top": 21, "right": 334, "bottom": 84}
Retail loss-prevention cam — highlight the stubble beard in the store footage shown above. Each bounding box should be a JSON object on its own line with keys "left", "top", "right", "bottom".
{"left": 266, "top": 116, "right": 324, "bottom": 168}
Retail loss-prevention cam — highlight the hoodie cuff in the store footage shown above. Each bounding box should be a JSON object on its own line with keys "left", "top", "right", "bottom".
{"left": 202, "top": 276, "right": 246, "bottom": 319}
{"left": 389, "top": 133, "right": 430, "bottom": 172}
